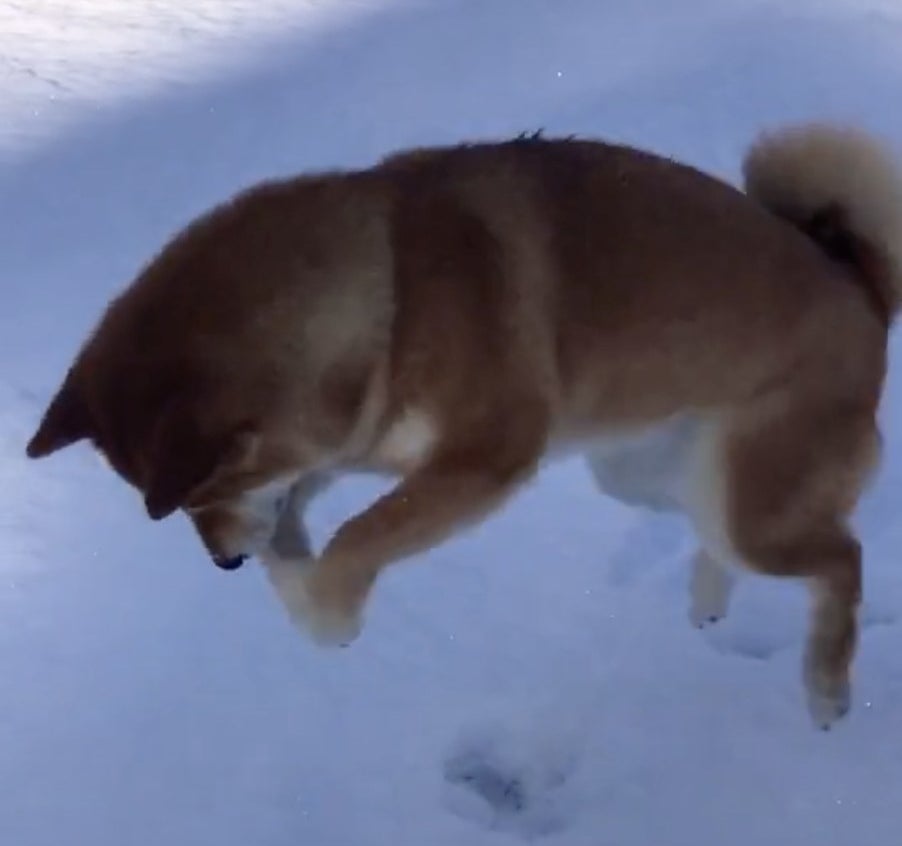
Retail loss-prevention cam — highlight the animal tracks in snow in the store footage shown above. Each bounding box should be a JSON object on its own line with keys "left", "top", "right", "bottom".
{"left": 441, "top": 714, "right": 585, "bottom": 839}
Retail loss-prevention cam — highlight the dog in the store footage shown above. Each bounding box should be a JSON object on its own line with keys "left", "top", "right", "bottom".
{"left": 26, "top": 123, "right": 902, "bottom": 729}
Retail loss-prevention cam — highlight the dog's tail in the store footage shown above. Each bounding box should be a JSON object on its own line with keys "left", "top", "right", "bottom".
{"left": 743, "top": 123, "right": 902, "bottom": 324}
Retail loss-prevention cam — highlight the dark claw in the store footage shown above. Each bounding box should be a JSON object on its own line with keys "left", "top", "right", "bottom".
{"left": 213, "top": 553, "right": 248, "bottom": 571}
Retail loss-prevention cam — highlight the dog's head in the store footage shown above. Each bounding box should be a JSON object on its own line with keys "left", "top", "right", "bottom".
{"left": 26, "top": 360, "right": 304, "bottom": 570}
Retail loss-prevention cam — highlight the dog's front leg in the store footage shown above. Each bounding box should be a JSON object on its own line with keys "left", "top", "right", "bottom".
{"left": 259, "top": 473, "right": 331, "bottom": 614}
{"left": 272, "top": 419, "right": 547, "bottom": 646}
{"left": 266, "top": 472, "right": 331, "bottom": 563}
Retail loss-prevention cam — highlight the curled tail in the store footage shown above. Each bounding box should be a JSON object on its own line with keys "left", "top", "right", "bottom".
{"left": 743, "top": 123, "right": 902, "bottom": 324}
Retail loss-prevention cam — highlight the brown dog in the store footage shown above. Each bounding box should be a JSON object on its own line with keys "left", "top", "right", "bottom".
{"left": 26, "top": 124, "right": 902, "bottom": 728}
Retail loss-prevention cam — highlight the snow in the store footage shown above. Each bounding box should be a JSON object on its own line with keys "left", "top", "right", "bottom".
{"left": 3, "top": 1, "right": 902, "bottom": 843}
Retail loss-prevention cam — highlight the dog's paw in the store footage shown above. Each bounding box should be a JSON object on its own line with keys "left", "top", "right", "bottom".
{"left": 301, "top": 561, "right": 369, "bottom": 648}
{"left": 260, "top": 554, "right": 366, "bottom": 648}
{"left": 805, "top": 674, "right": 852, "bottom": 731}
{"left": 264, "top": 559, "right": 362, "bottom": 647}
{"left": 688, "top": 591, "right": 728, "bottom": 628}
{"left": 689, "top": 606, "right": 725, "bottom": 629}
{"left": 688, "top": 550, "right": 734, "bottom": 630}
{"left": 304, "top": 602, "right": 363, "bottom": 649}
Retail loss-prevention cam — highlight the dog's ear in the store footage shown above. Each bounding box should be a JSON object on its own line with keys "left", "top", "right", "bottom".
{"left": 26, "top": 375, "right": 92, "bottom": 459}
{"left": 143, "top": 402, "right": 258, "bottom": 521}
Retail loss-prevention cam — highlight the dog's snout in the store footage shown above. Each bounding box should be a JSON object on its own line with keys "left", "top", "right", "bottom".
{"left": 213, "top": 553, "right": 248, "bottom": 571}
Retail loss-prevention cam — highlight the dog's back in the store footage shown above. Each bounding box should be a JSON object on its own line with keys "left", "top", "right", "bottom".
{"left": 378, "top": 133, "right": 889, "bottom": 433}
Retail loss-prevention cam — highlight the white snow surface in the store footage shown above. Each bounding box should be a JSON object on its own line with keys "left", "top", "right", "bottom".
{"left": 4, "top": 1, "right": 902, "bottom": 844}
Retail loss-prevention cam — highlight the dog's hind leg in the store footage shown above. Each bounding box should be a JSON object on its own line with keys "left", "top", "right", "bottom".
{"left": 686, "top": 396, "right": 879, "bottom": 729}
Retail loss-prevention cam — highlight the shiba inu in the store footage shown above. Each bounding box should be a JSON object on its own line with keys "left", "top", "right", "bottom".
{"left": 27, "top": 124, "right": 902, "bottom": 729}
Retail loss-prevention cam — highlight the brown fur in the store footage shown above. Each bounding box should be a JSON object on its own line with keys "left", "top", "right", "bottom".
{"left": 27, "top": 124, "right": 902, "bottom": 727}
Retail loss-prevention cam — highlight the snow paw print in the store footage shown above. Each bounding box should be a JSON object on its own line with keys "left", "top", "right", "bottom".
{"left": 441, "top": 716, "right": 582, "bottom": 839}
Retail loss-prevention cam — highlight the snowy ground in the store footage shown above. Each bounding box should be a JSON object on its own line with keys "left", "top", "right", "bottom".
{"left": 3, "top": 1, "right": 902, "bottom": 844}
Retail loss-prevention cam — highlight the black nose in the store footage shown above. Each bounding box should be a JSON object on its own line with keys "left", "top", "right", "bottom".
{"left": 213, "top": 553, "right": 248, "bottom": 571}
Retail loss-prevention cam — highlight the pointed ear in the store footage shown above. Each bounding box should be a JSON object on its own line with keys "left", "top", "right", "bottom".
{"left": 143, "top": 404, "right": 258, "bottom": 521}
{"left": 26, "top": 376, "right": 92, "bottom": 459}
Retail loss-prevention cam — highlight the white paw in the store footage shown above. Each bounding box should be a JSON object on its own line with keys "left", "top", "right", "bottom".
{"left": 688, "top": 550, "right": 734, "bottom": 629}
{"left": 688, "top": 602, "right": 726, "bottom": 629}
{"left": 304, "top": 602, "right": 363, "bottom": 648}
{"left": 258, "top": 554, "right": 361, "bottom": 648}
